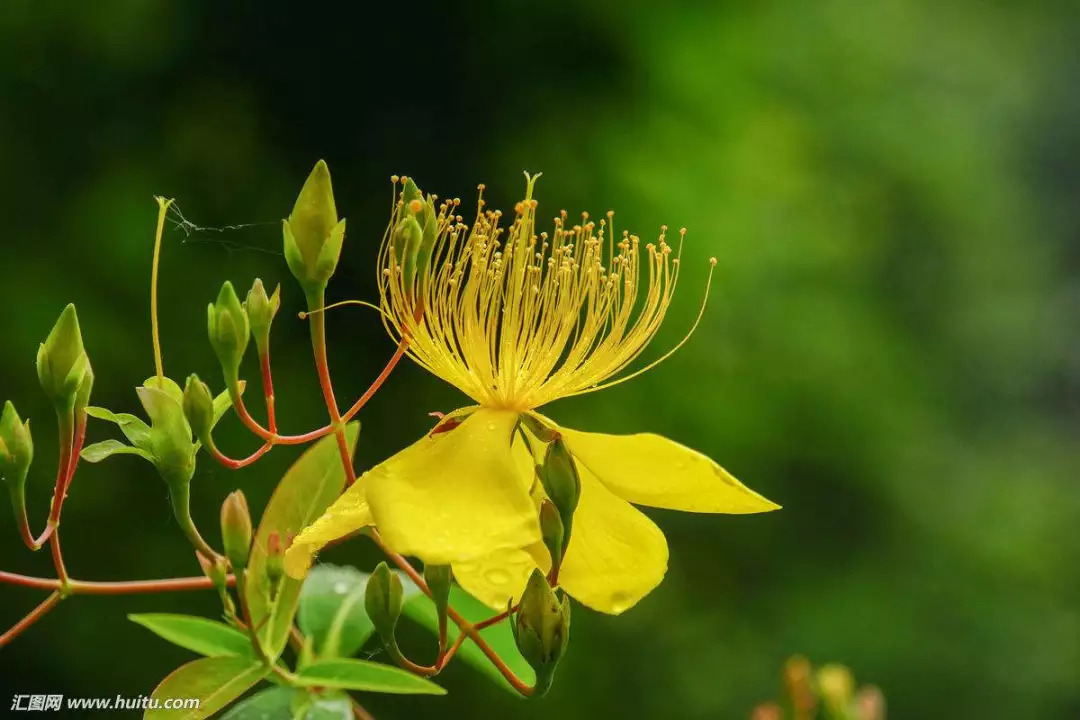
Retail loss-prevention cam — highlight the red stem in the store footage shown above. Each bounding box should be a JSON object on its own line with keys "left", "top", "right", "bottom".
{"left": 260, "top": 350, "right": 278, "bottom": 435}
{"left": 0, "top": 592, "right": 61, "bottom": 649}
{"left": 341, "top": 338, "right": 410, "bottom": 423}
{"left": 0, "top": 570, "right": 234, "bottom": 595}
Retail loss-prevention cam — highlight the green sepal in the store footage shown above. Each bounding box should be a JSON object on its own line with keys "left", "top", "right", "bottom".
{"left": 207, "top": 281, "right": 251, "bottom": 385}
{"left": 35, "top": 304, "right": 90, "bottom": 410}
{"left": 182, "top": 374, "right": 215, "bottom": 447}
{"left": 538, "top": 500, "right": 565, "bottom": 571}
{"left": 365, "top": 561, "right": 404, "bottom": 649}
{"left": 245, "top": 278, "right": 281, "bottom": 356}
{"left": 0, "top": 402, "right": 33, "bottom": 531}
{"left": 537, "top": 437, "right": 581, "bottom": 554}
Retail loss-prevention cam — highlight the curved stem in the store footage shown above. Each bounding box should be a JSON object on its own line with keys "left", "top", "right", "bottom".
{"left": 150, "top": 197, "right": 175, "bottom": 384}
{"left": 0, "top": 592, "right": 61, "bottom": 649}
{"left": 0, "top": 570, "right": 234, "bottom": 594}
{"left": 341, "top": 338, "right": 410, "bottom": 423}
{"left": 306, "top": 289, "right": 357, "bottom": 486}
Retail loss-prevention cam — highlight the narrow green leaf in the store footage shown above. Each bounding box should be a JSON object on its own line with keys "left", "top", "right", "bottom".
{"left": 85, "top": 406, "right": 152, "bottom": 446}
{"left": 81, "top": 439, "right": 153, "bottom": 464}
{"left": 293, "top": 658, "right": 446, "bottom": 696}
{"left": 298, "top": 565, "right": 373, "bottom": 658}
{"left": 130, "top": 614, "right": 254, "bottom": 659}
{"left": 145, "top": 656, "right": 268, "bottom": 720}
{"left": 403, "top": 585, "right": 535, "bottom": 693}
{"left": 219, "top": 687, "right": 294, "bottom": 719}
{"left": 246, "top": 424, "right": 360, "bottom": 660}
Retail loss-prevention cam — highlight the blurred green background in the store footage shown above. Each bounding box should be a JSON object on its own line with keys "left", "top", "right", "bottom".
{"left": 1, "top": 1, "right": 1077, "bottom": 717}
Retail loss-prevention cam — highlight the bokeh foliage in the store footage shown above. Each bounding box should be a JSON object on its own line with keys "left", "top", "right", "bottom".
{"left": 1, "top": 1, "right": 1077, "bottom": 718}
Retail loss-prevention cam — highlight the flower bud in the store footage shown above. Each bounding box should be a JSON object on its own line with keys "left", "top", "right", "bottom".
{"left": 423, "top": 563, "right": 452, "bottom": 629}
{"left": 207, "top": 281, "right": 250, "bottom": 385}
{"left": 74, "top": 362, "right": 94, "bottom": 419}
{"left": 283, "top": 160, "right": 346, "bottom": 295}
{"left": 511, "top": 568, "right": 570, "bottom": 696}
{"left": 816, "top": 664, "right": 855, "bottom": 717}
{"left": 784, "top": 655, "right": 817, "bottom": 717}
{"left": 365, "top": 561, "right": 404, "bottom": 648}
{"left": 0, "top": 402, "right": 33, "bottom": 529}
{"left": 538, "top": 500, "right": 565, "bottom": 572}
{"left": 182, "top": 374, "right": 215, "bottom": 446}
{"left": 536, "top": 437, "right": 580, "bottom": 554}
{"left": 854, "top": 685, "right": 886, "bottom": 720}
{"left": 136, "top": 384, "right": 196, "bottom": 489}
{"left": 220, "top": 490, "right": 253, "bottom": 571}
{"left": 36, "top": 304, "right": 91, "bottom": 410}
{"left": 0, "top": 401, "right": 33, "bottom": 483}
{"left": 245, "top": 279, "right": 281, "bottom": 356}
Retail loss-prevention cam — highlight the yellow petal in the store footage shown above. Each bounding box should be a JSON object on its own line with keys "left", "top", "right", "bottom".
{"left": 365, "top": 408, "right": 541, "bottom": 565}
{"left": 559, "top": 426, "right": 780, "bottom": 513}
{"left": 283, "top": 486, "right": 373, "bottom": 579}
{"left": 557, "top": 463, "right": 668, "bottom": 614}
{"left": 452, "top": 543, "right": 551, "bottom": 610}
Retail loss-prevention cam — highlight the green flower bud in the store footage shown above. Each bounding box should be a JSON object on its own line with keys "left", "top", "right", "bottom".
{"left": 283, "top": 160, "right": 346, "bottom": 295}
{"left": 36, "top": 304, "right": 91, "bottom": 410}
{"left": 536, "top": 437, "right": 580, "bottom": 554}
{"left": 245, "top": 278, "right": 281, "bottom": 356}
{"left": 74, "top": 362, "right": 94, "bottom": 418}
{"left": 207, "top": 281, "right": 250, "bottom": 385}
{"left": 511, "top": 568, "right": 571, "bottom": 696}
{"left": 423, "top": 564, "right": 453, "bottom": 630}
{"left": 220, "top": 490, "right": 253, "bottom": 571}
{"left": 538, "top": 500, "right": 565, "bottom": 572}
{"left": 0, "top": 402, "right": 33, "bottom": 527}
{"left": 816, "top": 664, "right": 855, "bottom": 717}
{"left": 182, "top": 374, "right": 215, "bottom": 446}
{"left": 365, "top": 561, "right": 404, "bottom": 648}
{"left": 136, "top": 384, "right": 196, "bottom": 489}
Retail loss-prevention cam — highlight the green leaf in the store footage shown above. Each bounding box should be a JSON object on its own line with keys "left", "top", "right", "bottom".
{"left": 293, "top": 658, "right": 446, "bottom": 696}
{"left": 219, "top": 687, "right": 294, "bottom": 719}
{"left": 145, "top": 656, "right": 268, "bottom": 720}
{"left": 298, "top": 565, "right": 373, "bottom": 659}
{"left": 85, "top": 406, "right": 152, "bottom": 447}
{"left": 81, "top": 439, "right": 153, "bottom": 464}
{"left": 403, "top": 585, "right": 535, "bottom": 694}
{"left": 143, "top": 375, "right": 186, "bottom": 405}
{"left": 299, "top": 692, "right": 353, "bottom": 720}
{"left": 129, "top": 614, "right": 255, "bottom": 659}
{"left": 246, "top": 424, "right": 360, "bottom": 660}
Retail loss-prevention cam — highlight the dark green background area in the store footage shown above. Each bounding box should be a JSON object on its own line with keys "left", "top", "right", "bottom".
{"left": 1, "top": 1, "right": 1077, "bottom": 718}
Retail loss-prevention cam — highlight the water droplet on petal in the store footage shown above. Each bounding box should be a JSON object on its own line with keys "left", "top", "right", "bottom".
{"left": 487, "top": 422, "right": 497, "bottom": 431}
{"left": 609, "top": 591, "right": 632, "bottom": 614}
{"left": 484, "top": 568, "right": 512, "bottom": 586}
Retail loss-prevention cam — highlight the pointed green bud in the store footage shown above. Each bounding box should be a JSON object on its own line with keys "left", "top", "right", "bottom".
{"left": 136, "top": 384, "right": 196, "bottom": 489}
{"left": 284, "top": 160, "right": 345, "bottom": 295}
{"left": 0, "top": 402, "right": 34, "bottom": 527}
{"left": 220, "top": 490, "right": 253, "bottom": 571}
{"left": 36, "top": 304, "right": 91, "bottom": 410}
{"left": 538, "top": 500, "right": 565, "bottom": 571}
{"left": 182, "top": 374, "right": 215, "bottom": 446}
{"left": 207, "top": 281, "right": 250, "bottom": 385}
{"left": 423, "top": 564, "right": 453, "bottom": 627}
{"left": 536, "top": 437, "right": 580, "bottom": 554}
{"left": 245, "top": 279, "right": 281, "bottom": 356}
{"left": 396, "top": 215, "right": 424, "bottom": 291}
{"left": 365, "top": 561, "right": 404, "bottom": 648}
{"left": 512, "top": 569, "right": 571, "bottom": 696}
{"left": 816, "top": 664, "right": 855, "bottom": 717}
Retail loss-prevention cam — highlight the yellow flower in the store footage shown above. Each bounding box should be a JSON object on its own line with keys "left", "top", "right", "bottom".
{"left": 285, "top": 174, "right": 779, "bottom": 614}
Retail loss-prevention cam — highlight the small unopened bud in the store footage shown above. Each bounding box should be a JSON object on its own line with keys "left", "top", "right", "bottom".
{"left": 220, "top": 490, "right": 252, "bottom": 571}
{"left": 365, "top": 561, "right": 404, "bottom": 648}
{"left": 511, "top": 569, "right": 571, "bottom": 696}
{"left": 817, "top": 664, "right": 855, "bottom": 717}
{"left": 0, "top": 402, "right": 33, "bottom": 532}
{"left": 245, "top": 279, "right": 281, "bottom": 356}
{"left": 136, "top": 384, "right": 197, "bottom": 489}
{"left": 751, "top": 703, "right": 783, "bottom": 720}
{"left": 423, "top": 564, "right": 452, "bottom": 635}
{"left": 536, "top": 437, "right": 580, "bottom": 554}
{"left": 784, "top": 655, "right": 817, "bottom": 717}
{"left": 36, "top": 304, "right": 91, "bottom": 411}
{"left": 854, "top": 685, "right": 886, "bottom": 720}
{"left": 207, "top": 281, "right": 250, "bottom": 385}
{"left": 182, "top": 374, "right": 215, "bottom": 446}
{"left": 283, "top": 160, "right": 346, "bottom": 296}
{"left": 538, "top": 500, "right": 565, "bottom": 572}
